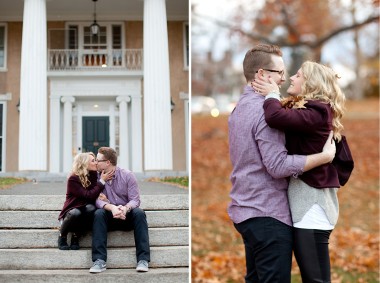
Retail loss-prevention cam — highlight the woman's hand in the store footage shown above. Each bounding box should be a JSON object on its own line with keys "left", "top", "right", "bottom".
{"left": 98, "top": 193, "right": 110, "bottom": 203}
{"left": 251, "top": 76, "right": 280, "bottom": 96}
{"left": 100, "top": 169, "right": 115, "bottom": 182}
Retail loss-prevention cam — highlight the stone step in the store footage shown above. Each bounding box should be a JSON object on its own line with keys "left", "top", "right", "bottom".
{"left": 0, "top": 246, "right": 188, "bottom": 270}
{"left": 0, "top": 171, "right": 188, "bottom": 182}
{"left": 0, "top": 210, "right": 188, "bottom": 228}
{"left": 0, "top": 268, "right": 189, "bottom": 283}
{"left": 0, "top": 227, "right": 188, "bottom": 248}
{"left": 0, "top": 195, "right": 188, "bottom": 211}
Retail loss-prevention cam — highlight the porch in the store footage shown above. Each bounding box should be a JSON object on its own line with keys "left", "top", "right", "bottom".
{"left": 48, "top": 49, "right": 143, "bottom": 71}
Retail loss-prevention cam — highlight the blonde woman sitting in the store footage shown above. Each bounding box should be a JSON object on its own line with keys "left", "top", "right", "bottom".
{"left": 58, "top": 152, "right": 114, "bottom": 250}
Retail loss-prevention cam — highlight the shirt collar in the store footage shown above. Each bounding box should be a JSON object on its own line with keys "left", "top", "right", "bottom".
{"left": 243, "top": 85, "right": 262, "bottom": 96}
{"left": 113, "top": 167, "right": 120, "bottom": 180}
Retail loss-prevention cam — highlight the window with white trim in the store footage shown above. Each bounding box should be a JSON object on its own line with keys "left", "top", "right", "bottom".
{"left": 0, "top": 24, "right": 7, "bottom": 70}
{"left": 63, "top": 23, "right": 123, "bottom": 67}
{"left": 68, "top": 25, "right": 78, "bottom": 49}
{"left": 64, "top": 23, "right": 123, "bottom": 50}
{"left": 183, "top": 23, "right": 189, "bottom": 70}
{"left": 83, "top": 26, "right": 107, "bottom": 50}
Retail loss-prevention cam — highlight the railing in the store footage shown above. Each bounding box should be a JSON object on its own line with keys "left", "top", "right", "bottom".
{"left": 48, "top": 49, "right": 143, "bottom": 71}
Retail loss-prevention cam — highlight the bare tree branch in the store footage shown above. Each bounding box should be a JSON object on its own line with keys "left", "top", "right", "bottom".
{"left": 194, "top": 12, "right": 379, "bottom": 50}
{"left": 308, "top": 15, "right": 379, "bottom": 48}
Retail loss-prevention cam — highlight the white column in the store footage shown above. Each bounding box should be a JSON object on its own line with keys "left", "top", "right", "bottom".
{"left": 19, "top": 0, "right": 47, "bottom": 171}
{"left": 131, "top": 95, "right": 143, "bottom": 172}
{"left": 180, "top": 92, "right": 189, "bottom": 173}
{"left": 49, "top": 96, "right": 61, "bottom": 172}
{"left": 76, "top": 104, "right": 83, "bottom": 153}
{"left": 143, "top": 0, "right": 173, "bottom": 170}
{"left": 116, "top": 96, "right": 130, "bottom": 170}
{"left": 109, "top": 104, "right": 116, "bottom": 149}
{"left": 61, "top": 96, "right": 75, "bottom": 172}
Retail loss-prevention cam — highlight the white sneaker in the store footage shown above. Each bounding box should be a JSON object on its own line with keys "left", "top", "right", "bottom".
{"left": 89, "top": 259, "right": 107, "bottom": 273}
{"left": 136, "top": 260, "right": 149, "bottom": 272}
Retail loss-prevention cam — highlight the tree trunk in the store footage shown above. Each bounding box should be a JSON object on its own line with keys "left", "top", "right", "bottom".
{"left": 352, "top": 0, "right": 364, "bottom": 99}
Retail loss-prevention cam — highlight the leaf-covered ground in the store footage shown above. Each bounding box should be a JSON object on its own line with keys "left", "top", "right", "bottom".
{"left": 191, "top": 98, "right": 379, "bottom": 282}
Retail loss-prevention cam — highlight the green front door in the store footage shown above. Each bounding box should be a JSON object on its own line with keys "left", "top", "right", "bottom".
{"left": 82, "top": 116, "right": 109, "bottom": 154}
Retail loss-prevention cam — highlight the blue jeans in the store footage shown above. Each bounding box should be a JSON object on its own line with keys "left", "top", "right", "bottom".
{"left": 234, "top": 217, "right": 293, "bottom": 283}
{"left": 92, "top": 207, "right": 150, "bottom": 263}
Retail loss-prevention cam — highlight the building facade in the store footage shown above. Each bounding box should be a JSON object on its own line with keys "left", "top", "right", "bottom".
{"left": 0, "top": 0, "right": 189, "bottom": 174}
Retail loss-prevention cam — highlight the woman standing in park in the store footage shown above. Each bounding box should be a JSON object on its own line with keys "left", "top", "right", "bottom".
{"left": 58, "top": 152, "right": 114, "bottom": 250}
{"left": 252, "top": 61, "right": 347, "bottom": 282}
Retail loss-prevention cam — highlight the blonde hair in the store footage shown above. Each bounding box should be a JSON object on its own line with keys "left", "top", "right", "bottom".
{"left": 300, "top": 61, "right": 346, "bottom": 141}
{"left": 71, "top": 152, "right": 95, "bottom": 188}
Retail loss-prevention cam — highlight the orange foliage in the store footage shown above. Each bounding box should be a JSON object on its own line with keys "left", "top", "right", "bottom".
{"left": 191, "top": 98, "right": 379, "bottom": 282}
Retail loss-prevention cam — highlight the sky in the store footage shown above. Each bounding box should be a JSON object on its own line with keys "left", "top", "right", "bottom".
{"left": 191, "top": 0, "right": 378, "bottom": 87}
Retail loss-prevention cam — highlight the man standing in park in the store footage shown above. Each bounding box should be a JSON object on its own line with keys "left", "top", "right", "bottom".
{"left": 228, "top": 44, "right": 336, "bottom": 283}
{"left": 89, "top": 147, "right": 150, "bottom": 273}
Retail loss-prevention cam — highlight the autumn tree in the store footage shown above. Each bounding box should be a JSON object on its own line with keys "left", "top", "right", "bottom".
{"left": 193, "top": 0, "right": 379, "bottom": 98}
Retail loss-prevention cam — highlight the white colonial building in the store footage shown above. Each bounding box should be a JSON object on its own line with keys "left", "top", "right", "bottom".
{"left": 0, "top": 0, "right": 189, "bottom": 174}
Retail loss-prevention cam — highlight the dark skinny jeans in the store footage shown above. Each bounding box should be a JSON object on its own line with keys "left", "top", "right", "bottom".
{"left": 293, "top": 228, "right": 332, "bottom": 283}
{"left": 60, "top": 204, "right": 96, "bottom": 237}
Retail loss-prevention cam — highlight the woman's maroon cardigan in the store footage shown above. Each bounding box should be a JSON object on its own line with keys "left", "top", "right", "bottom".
{"left": 263, "top": 98, "right": 340, "bottom": 188}
{"left": 58, "top": 171, "right": 104, "bottom": 220}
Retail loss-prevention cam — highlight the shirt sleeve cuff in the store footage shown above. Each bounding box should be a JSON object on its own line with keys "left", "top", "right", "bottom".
{"left": 99, "top": 179, "right": 106, "bottom": 185}
{"left": 96, "top": 199, "right": 108, "bottom": 209}
{"left": 292, "top": 155, "right": 306, "bottom": 177}
{"left": 265, "top": 92, "right": 281, "bottom": 100}
{"left": 126, "top": 201, "right": 138, "bottom": 209}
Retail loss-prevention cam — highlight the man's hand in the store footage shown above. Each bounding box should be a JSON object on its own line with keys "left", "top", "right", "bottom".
{"left": 119, "top": 205, "right": 131, "bottom": 217}
{"left": 303, "top": 131, "right": 337, "bottom": 172}
{"left": 111, "top": 205, "right": 126, "bottom": 220}
{"left": 322, "top": 131, "right": 336, "bottom": 163}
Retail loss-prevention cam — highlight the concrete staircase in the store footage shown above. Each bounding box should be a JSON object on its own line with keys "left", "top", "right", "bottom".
{"left": 0, "top": 194, "right": 189, "bottom": 282}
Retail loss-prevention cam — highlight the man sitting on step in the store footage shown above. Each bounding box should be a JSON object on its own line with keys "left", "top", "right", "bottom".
{"left": 89, "top": 147, "right": 150, "bottom": 273}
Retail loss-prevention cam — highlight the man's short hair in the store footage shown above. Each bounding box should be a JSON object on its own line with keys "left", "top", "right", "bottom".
{"left": 243, "top": 44, "right": 283, "bottom": 82}
{"left": 98, "top": 147, "right": 117, "bottom": 166}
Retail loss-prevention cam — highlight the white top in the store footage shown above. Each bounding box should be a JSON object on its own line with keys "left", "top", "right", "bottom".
{"left": 288, "top": 177, "right": 339, "bottom": 230}
{"left": 294, "top": 204, "right": 335, "bottom": 230}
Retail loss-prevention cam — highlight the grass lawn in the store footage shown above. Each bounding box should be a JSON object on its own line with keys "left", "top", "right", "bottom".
{"left": 0, "top": 177, "right": 27, "bottom": 190}
{"left": 160, "top": 176, "right": 189, "bottom": 187}
{"left": 148, "top": 176, "right": 189, "bottom": 188}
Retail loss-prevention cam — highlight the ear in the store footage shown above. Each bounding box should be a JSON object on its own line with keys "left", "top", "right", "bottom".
{"left": 257, "top": 69, "right": 264, "bottom": 77}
